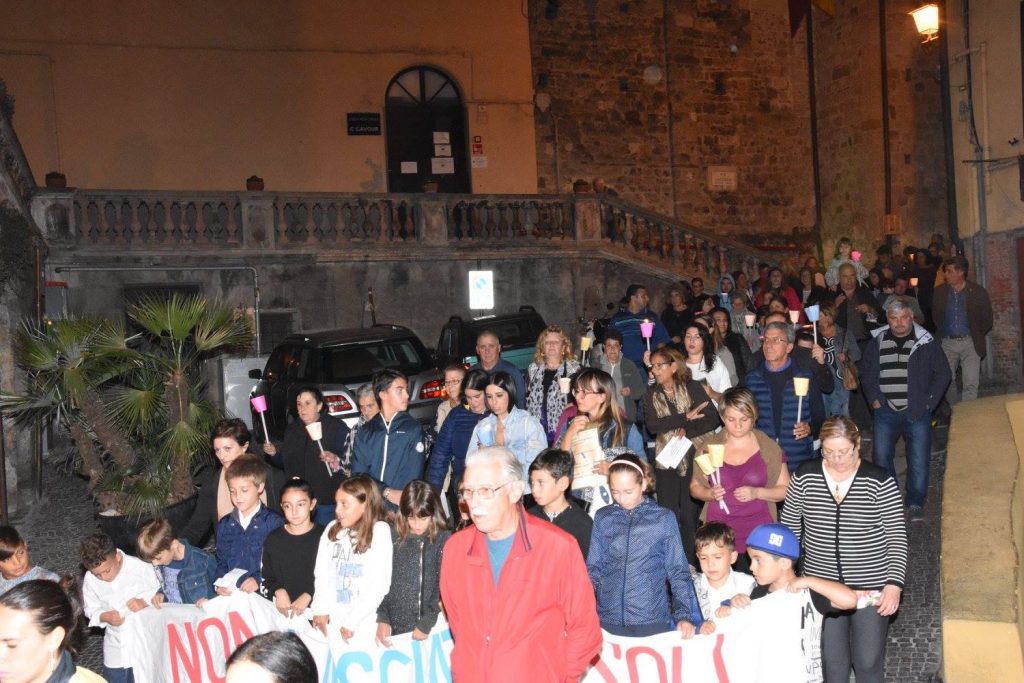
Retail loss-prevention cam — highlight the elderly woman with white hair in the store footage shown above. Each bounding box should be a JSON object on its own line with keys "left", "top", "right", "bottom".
{"left": 439, "top": 446, "right": 602, "bottom": 683}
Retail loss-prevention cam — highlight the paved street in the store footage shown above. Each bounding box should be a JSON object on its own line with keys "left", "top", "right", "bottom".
{"left": 11, "top": 425, "right": 949, "bottom": 680}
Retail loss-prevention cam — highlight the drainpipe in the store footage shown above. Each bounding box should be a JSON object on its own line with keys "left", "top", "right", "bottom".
{"left": 806, "top": 10, "right": 825, "bottom": 262}
{"left": 879, "top": 0, "right": 893, "bottom": 218}
{"left": 52, "top": 265, "right": 262, "bottom": 355}
{"left": 938, "top": 0, "right": 960, "bottom": 246}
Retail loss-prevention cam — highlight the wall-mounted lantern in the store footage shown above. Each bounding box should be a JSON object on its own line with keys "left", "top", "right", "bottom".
{"left": 910, "top": 4, "right": 940, "bottom": 43}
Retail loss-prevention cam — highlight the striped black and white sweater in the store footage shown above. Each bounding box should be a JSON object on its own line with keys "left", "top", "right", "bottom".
{"left": 780, "top": 458, "right": 908, "bottom": 590}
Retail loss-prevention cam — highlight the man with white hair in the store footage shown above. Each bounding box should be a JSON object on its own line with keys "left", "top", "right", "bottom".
{"left": 860, "top": 297, "right": 950, "bottom": 521}
{"left": 440, "top": 446, "right": 601, "bottom": 682}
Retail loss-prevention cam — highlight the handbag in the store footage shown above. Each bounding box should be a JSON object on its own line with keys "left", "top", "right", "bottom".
{"left": 840, "top": 356, "right": 860, "bottom": 391}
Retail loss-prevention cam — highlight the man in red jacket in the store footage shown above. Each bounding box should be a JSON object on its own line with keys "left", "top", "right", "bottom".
{"left": 440, "top": 446, "right": 602, "bottom": 682}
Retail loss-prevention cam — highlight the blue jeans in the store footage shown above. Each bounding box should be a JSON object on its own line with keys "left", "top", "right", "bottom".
{"left": 313, "top": 503, "right": 336, "bottom": 526}
{"left": 103, "top": 668, "right": 135, "bottom": 683}
{"left": 824, "top": 381, "right": 850, "bottom": 417}
{"left": 871, "top": 404, "right": 932, "bottom": 507}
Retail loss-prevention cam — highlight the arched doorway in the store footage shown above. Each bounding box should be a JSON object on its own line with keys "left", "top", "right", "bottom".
{"left": 385, "top": 66, "right": 470, "bottom": 193}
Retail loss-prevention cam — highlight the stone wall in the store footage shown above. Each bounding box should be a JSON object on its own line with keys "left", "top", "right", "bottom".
{"left": 530, "top": 0, "right": 814, "bottom": 248}
{"left": 530, "top": 0, "right": 949, "bottom": 258}
{"left": 812, "top": 0, "right": 948, "bottom": 256}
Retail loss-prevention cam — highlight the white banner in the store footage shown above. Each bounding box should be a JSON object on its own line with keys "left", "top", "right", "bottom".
{"left": 123, "top": 589, "right": 814, "bottom": 683}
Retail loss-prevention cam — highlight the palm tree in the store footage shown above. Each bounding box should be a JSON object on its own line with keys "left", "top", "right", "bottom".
{"left": 0, "top": 294, "right": 254, "bottom": 518}
{"left": 0, "top": 317, "right": 138, "bottom": 491}
{"left": 119, "top": 294, "right": 253, "bottom": 505}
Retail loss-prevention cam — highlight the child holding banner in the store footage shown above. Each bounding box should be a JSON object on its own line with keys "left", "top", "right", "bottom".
{"left": 312, "top": 475, "right": 392, "bottom": 643}
{"left": 261, "top": 477, "right": 324, "bottom": 618}
{"left": 136, "top": 518, "right": 217, "bottom": 607}
{"left": 718, "top": 523, "right": 856, "bottom": 683}
{"left": 587, "top": 454, "right": 703, "bottom": 638}
{"left": 376, "top": 480, "right": 450, "bottom": 646}
{"left": 693, "top": 522, "right": 755, "bottom": 634}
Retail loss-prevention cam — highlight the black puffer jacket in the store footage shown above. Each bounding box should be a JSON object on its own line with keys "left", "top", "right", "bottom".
{"left": 377, "top": 525, "right": 451, "bottom": 635}
{"left": 270, "top": 413, "right": 349, "bottom": 503}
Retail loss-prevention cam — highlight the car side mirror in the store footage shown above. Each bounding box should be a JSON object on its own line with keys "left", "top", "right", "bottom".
{"left": 248, "top": 369, "right": 263, "bottom": 379}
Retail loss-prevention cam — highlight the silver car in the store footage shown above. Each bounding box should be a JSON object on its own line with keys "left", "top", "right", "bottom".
{"left": 249, "top": 325, "right": 443, "bottom": 441}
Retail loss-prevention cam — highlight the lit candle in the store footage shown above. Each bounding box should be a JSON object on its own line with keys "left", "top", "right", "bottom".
{"left": 640, "top": 319, "right": 655, "bottom": 352}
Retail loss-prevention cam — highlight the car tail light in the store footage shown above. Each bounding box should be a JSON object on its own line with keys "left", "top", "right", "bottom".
{"left": 420, "top": 379, "right": 447, "bottom": 400}
{"left": 323, "top": 394, "right": 353, "bottom": 414}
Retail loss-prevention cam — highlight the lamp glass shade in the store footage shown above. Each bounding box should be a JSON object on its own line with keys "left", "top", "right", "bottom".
{"left": 910, "top": 4, "right": 939, "bottom": 37}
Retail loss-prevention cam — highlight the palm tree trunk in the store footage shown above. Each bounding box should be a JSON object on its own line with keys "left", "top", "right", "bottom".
{"left": 165, "top": 368, "right": 195, "bottom": 501}
{"left": 79, "top": 390, "right": 135, "bottom": 469}
{"left": 69, "top": 420, "right": 103, "bottom": 491}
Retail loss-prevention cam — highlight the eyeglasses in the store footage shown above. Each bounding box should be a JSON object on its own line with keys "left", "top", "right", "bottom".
{"left": 762, "top": 336, "right": 789, "bottom": 346}
{"left": 572, "top": 388, "right": 605, "bottom": 397}
{"left": 458, "top": 482, "right": 511, "bottom": 501}
{"left": 822, "top": 447, "right": 857, "bottom": 459}
{"left": 651, "top": 361, "right": 673, "bottom": 369}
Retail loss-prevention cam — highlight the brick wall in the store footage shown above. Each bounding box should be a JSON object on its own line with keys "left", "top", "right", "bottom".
{"left": 963, "top": 230, "right": 1024, "bottom": 389}
{"left": 530, "top": 1, "right": 948, "bottom": 259}
{"left": 530, "top": 0, "right": 814, "bottom": 246}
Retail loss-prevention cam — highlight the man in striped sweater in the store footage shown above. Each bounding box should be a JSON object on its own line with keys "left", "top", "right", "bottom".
{"left": 860, "top": 298, "right": 951, "bottom": 521}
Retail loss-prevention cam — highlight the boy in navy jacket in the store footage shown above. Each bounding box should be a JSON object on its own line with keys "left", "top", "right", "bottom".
{"left": 214, "top": 455, "right": 283, "bottom": 594}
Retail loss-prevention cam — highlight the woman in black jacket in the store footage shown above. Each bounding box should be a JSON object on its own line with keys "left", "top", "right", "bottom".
{"left": 180, "top": 418, "right": 284, "bottom": 547}
{"left": 263, "top": 386, "right": 349, "bottom": 526}
{"left": 642, "top": 347, "right": 722, "bottom": 564}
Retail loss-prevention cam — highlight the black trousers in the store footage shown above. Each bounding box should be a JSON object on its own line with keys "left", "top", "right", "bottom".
{"left": 654, "top": 459, "right": 699, "bottom": 566}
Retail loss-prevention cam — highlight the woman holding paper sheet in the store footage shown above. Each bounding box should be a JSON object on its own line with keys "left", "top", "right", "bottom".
{"left": 643, "top": 347, "right": 722, "bottom": 564}
{"left": 263, "top": 387, "right": 349, "bottom": 526}
{"left": 180, "top": 418, "right": 285, "bottom": 547}
{"left": 557, "top": 369, "right": 646, "bottom": 506}
{"left": 689, "top": 388, "right": 789, "bottom": 572}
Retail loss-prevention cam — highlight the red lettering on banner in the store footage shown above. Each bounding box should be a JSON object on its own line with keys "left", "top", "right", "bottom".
{"left": 712, "top": 633, "right": 730, "bottom": 682}
{"left": 671, "top": 645, "right": 682, "bottom": 683}
{"left": 167, "top": 623, "right": 201, "bottom": 683}
{"left": 196, "top": 617, "right": 230, "bottom": 683}
{"left": 626, "top": 646, "right": 667, "bottom": 683}
{"left": 227, "top": 611, "right": 254, "bottom": 650}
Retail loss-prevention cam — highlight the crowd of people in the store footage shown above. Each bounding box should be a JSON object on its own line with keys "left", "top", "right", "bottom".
{"left": 0, "top": 235, "right": 993, "bottom": 683}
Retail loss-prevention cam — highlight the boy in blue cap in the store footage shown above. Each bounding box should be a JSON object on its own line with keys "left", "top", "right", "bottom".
{"left": 717, "top": 523, "right": 856, "bottom": 683}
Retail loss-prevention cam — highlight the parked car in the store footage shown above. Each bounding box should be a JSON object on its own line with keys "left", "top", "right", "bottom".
{"left": 249, "top": 325, "right": 443, "bottom": 441}
{"left": 434, "top": 306, "right": 547, "bottom": 373}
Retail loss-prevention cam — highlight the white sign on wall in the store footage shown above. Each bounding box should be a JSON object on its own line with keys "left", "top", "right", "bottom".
{"left": 468, "top": 270, "right": 494, "bottom": 310}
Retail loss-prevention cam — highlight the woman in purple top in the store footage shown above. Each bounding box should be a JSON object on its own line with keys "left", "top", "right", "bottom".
{"left": 689, "top": 387, "right": 790, "bottom": 572}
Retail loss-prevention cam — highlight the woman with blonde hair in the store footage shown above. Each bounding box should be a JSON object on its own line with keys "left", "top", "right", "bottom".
{"left": 526, "top": 325, "right": 581, "bottom": 445}
{"left": 642, "top": 347, "right": 721, "bottom": 563}
{"left": 689, "top": 387, "right": 790, "bottom": 572}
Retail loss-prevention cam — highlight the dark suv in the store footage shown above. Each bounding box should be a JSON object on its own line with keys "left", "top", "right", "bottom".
{"left": 435, "top": 306, "right": 547, "bottom": 373}
{"left": 249, "top": 325, "right": 443, "bottom": 441}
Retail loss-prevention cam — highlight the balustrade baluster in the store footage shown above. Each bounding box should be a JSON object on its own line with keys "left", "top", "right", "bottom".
{"left": 226, "top": 201, "right": 239, "bottom": 244}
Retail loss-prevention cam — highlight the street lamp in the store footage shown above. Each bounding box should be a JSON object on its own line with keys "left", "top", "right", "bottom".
{"left": 910, "top": 4, "right": 940, "bottom": 43}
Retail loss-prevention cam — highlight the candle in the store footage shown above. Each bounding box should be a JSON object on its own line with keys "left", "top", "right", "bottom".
{"left": 640, "top": 319, "right": 655, "bottom": 352}
{"left": 250, "top": 395, "right": 270, "bottom": 443}
{"left": 744, "top": 313, "right": 756, "bottom": 328}
{"left": 851, "top": 250, "right": 861, "bottom": 262}
{"left": 804, "top": 305, "right": 820, "bottom": 322}
{"left": 788, "top": 310, "right": 800, "bottom": 325}
{"left": 305, "top": 422, "right": 333, "bottom": 476}
{"left": 910, "top": 277, "right": 919, "bottom": 287}
{"left": 793, "top": 377, "right": 810, "bottom": 397}
{"left": 580, "top": 336, "right": 592, "bottom": 351}
{"left": 707, "top": 444, "right": 725, "bottom": 469}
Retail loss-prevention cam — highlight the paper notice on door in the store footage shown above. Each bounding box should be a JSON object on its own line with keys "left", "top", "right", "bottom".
{"left": 569, "top": 427, "right": 607, "bottom": 490}
{"left": 434, "top": 144, "right": 451, "bottom": 157}
{"left": 400, "top": 161, "right": 418, "bottom": 174}
{"left": 431, "top": 157, "right": 455, "bottom": 175}
{"left": 433, "top": 131, "right": 450, "bottom": 144}
{"left": 655, "top": 435, "right": 693, "bottom": 470}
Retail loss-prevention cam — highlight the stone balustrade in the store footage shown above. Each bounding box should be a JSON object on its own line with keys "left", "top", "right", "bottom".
{"left": 33, "top": 188, "right": 773, "bottom": 280}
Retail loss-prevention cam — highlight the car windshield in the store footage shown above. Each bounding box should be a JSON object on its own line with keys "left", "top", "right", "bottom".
{"left": 321, "top": 339, "right": 428, "bottom": 384}
{"left": 462, "top": 318, "right": 542, "bottom": 355}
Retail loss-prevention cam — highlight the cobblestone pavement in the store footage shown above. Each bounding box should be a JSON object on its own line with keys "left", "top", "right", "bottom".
{"left": 11, "top": 425, "right": 951, "bottom": 680}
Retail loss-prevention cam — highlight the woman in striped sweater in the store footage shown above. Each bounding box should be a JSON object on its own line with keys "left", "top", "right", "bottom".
{"left": 780, "top": 415, "right": 908, "bottom": 683}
